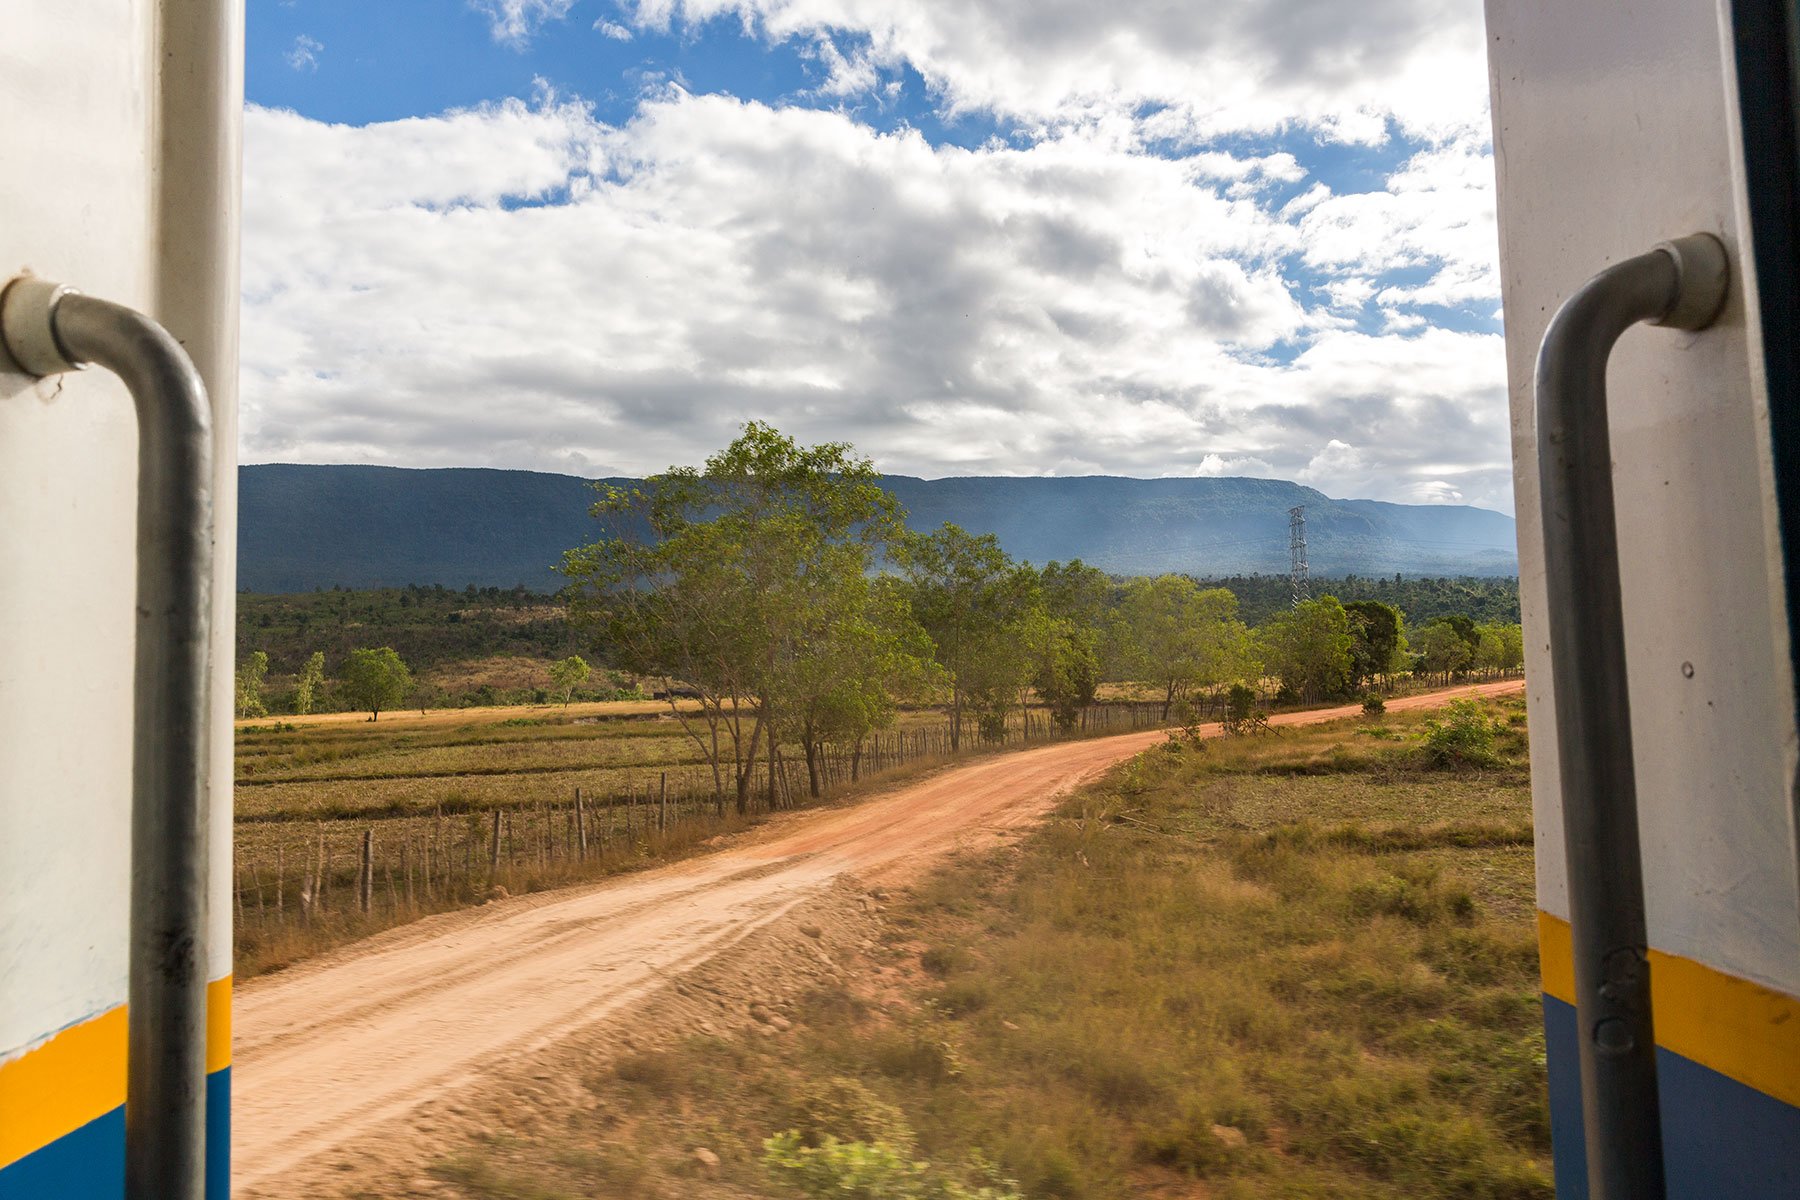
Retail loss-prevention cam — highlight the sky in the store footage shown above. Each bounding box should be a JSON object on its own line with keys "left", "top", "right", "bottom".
{"left": 243, "top": 0, "right": 1510, "bottom": 512}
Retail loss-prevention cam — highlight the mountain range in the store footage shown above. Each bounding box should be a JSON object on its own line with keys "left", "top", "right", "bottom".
{"left": 237, "top": 464, "right": 1518, "bottom": 593}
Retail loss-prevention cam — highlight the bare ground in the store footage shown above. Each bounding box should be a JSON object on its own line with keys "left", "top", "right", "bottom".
{"left": 231, "top": 681, "right": 1524, "bottom": 1197}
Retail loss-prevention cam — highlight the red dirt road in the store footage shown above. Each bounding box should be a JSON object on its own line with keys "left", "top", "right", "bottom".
{"left": 231, "top": 680, "right": 1522, "bottom": 1193}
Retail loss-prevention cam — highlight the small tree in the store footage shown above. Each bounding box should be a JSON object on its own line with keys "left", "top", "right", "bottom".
{"left": 339, "top": 647, "right": 413, "bottom": 721}
{"left": 893, "top": 524, "right": 1038, "bottom": 751}
{"left": 548, "top": 655, "right": 591, "bottom": 705}
{"left": 1025, "top": 611, "right": 1100, "bottom": 734}
{"left": 1416, "top": 620, "right": 1475, "bottom": 681}
{"left": 1259, "top": 596, "right": 1354, "bottom": 703}
{"left": 1344, "top": 600, "right": 1406, "bottom": 689}
{"left": 235, "top": 651, "right": 269, "bottom": 719}
{"left": 292, "top": 650, "right": 326, "bottom": 715}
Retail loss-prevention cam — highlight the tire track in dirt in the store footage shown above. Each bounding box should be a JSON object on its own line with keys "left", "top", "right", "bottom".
{"left": 232, "top": 680, "right": 1523, "bottom": 1194}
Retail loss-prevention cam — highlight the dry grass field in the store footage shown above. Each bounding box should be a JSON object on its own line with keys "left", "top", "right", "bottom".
{"left": 432, "top": 693, "right": 1547, "bottom": 1199}
{"left": 231, "top": 700, "right": 1167, "bottom": 979}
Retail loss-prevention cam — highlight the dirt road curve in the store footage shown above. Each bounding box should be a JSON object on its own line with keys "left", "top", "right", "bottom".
{"left": 232, "top": 680, "right": 1523, "bottom": 1192}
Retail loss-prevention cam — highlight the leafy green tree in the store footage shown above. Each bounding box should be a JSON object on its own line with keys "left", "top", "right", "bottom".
{"left": 1415, "top": 619, "right": 1475, "bottom": 680}
{"left": 292, "top": 650, "right": 326, "bottom": 715}
{"left": 1473, "top": 622, "right": 1524, "bottom": 675}
{"left": 1119, "top": 576, "right": 1259, "bottom": 719}
{"left": 1022, "top": 607, "right": 1101, "bottom": 734}
{"left": 563, "top": 423, "right": 907, "bottom": 813}
{"left": 1260, "top": 596, "right": 1354, "bottom": 702}
{"left": 893, "top": 524, "right": 1039, "bottom": 749}
{"left": 1038, "top": 559, "right": 1126, "bottom": 681}
{"left": 781, "top": 574, "right": 938, "bottom": 795}
{"left": 339, "top": 647, "right": 413, "bottom": 721}
{"left": 235, "top": 650, "right": 269, "bottom": 719}
{"left": 1438, "top": 614, "right": 1482, "bottom": 660}
{"left": 1344, "top": 600, "right": 1407, "bottom": 688}
{"left": 548, "top": 654, "right": 591, "bottom": 705}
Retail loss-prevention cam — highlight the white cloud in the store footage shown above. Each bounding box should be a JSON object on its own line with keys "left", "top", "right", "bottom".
{"left": 805, "top": 34, "right": 882, "bottom": 97}
{"left": 1410, "top": 480, "right": 1465, "bottom": 503}
{"left": 1300, "top": 134, "right": 1499, "bottom": 309}
{"left": 470, "top": 0, "right": 579, "bottom": 47}
{"left": 1193, "top": 452, "right": 1274, "bottom": 478}
{"left": 615, "top": 0, "right": 1490, "bottom": 143}
{"left": 284, "top": 34, "right": 323, "bottom": 72}
{"left": 240, "top": 92, "right": 1513, "bottom": 511}
{"left": 596, "top": 19, "right": 636, "bottom": 40}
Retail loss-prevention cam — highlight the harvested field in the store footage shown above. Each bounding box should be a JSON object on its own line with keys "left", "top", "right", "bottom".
{"left": 231, "top": 699, "right": 1171, "bottom": 977}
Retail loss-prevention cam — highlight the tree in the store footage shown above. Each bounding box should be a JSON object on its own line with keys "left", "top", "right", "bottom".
{"left": 1260, "top": 596, "right": 1354, "bottom": 703}
{"left": 1344, "top": 600, "right": 1407, "bottom": 689}
{"left": 563, "top": 423, "right": 909, "bottom": 813}
{"left": 1024, "top": 610, "right": 1101, "bottom": 733}
{"left": 1118, "top": 576, "right": 1259, "bottom": 719}
{"left": 235, "top": 651, "right": 269, "bottom": 719}
{"left": 893, "top": 524, "right": 1039, "bottom": 749}
{"left": 779, "top": 574, "right": 938, "bottom": 795}
{"left": 548, "top": 655, "right": 591, "bottom": 705}
{"left": 292, "top": 650, "right": 326, "bottom": 715}
{"left": 1473, "top": 622, "right": 1524, "bottom": 675}
{"left": 1415, "top": 619, "right": 1475, "bottom": 680}
{"left": 339, "top": 647, "right": 413, "bottom": 721}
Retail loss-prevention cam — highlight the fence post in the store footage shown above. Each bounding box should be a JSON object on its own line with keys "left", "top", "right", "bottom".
{"left": 659, "top": 772, "right": 668, "bottom": 833}
{"left": 489, "top": 809, "right": 502, "bottom": 878}
{"left": 359, "top": 828, "right": 373, "bottom": 914}
{"left": 575, "top": 787, "right": 588, "bottom": 859}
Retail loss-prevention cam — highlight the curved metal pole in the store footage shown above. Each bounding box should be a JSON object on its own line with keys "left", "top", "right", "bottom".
{"left": 1534, "top": 233, "right": 1726, "bottom": 1200}
{"left": 1, "top": 278, "right": 214, "bottom": 1200}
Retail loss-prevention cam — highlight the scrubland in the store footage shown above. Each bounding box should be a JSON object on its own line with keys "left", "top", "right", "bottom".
{"left": 425, "top": 694, "right": 1548, "bottom": 1200}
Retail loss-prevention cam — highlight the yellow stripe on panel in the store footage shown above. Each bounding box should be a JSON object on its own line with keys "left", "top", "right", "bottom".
{"left": 1538, "top": 911, "right": 1800, "bottom": 1108}
{"left": 207, "top": 974, "right": 232, "bottom": 1073}
{"left": 0, "top": 1006, "right": 126, "bottom": 1172}
{"left": 0, "top": 977, "right": 231, "bottom": 1170}
{"left": 1537, "top": 910, "right": 1576, "bottom": 1002}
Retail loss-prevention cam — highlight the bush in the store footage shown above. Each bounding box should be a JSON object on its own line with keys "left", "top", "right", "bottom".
{"left": 778, "top": 1077, "right": 915, "bottom": 1149}
{"left": 1362, "top": 694, "right": 1386, "bottom": 716}
{"left": 761, "top": 1133, "right": 1022, "bottom": 1200}
{"left": 1416, "top": 700, "right": 1499, "bottom": 768}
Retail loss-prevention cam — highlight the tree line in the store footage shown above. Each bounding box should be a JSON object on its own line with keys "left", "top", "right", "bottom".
{"left": 235, "top": 646, "right": 600, "bottom": 721}
{"left": 234, "top": 426, "right": 1520, "bottom": 745}
{"left": 559, "top": 424, "right": 1523, "bottom": 814}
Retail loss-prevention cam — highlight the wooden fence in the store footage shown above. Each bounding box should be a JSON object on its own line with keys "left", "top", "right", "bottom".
{"left": 233, "top": 701, "right": 1171, "bottom": 945}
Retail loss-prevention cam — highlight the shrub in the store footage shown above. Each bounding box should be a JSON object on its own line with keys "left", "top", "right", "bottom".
{"left": 1416, "top": 700, "right": 1499, "bottom": 768}
{"left": 761, "top": 1132, "right": 1022, "bottom": 1200}
{"left": 872, "top": 1033, "right": 965, "bottom": 1083}
{"left": 934, "top": 978, "right": 993, "bottom": 1017}
{"left": 920, "top": 944, "right": 975, "bottom": 977}
{"left": 1362, "top": 694, "right": 1386, "bottom": 716}
{"left": 778, "top": 1077, "right": 915, "bottom": 1149}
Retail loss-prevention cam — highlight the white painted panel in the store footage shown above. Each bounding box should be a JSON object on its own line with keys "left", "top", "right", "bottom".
{"left": 1486, "top": 0, "right": 1800, "bottom": 993}
{"left": 0, "top": 0, "right": 241, "bottom": 1060}
{"left": 0, "top": 0, "right": 154, "bottom": 1059}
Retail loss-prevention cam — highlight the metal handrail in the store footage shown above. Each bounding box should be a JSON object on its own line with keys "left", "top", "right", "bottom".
{"left": 2, "top": 276, "right": 215, "bottom": 1200}
{"left": 1534, "top": 233, "right": 1727, "bottom": 1200}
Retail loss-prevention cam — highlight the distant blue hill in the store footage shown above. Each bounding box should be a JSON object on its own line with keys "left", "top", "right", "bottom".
{"left": 237, "top": 464, "right": 1518, "bottom": 593}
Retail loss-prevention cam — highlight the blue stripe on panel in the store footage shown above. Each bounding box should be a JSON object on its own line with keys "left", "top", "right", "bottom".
{"left": 1543, "top": 994, "right": 1800, "bottom": 1197}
